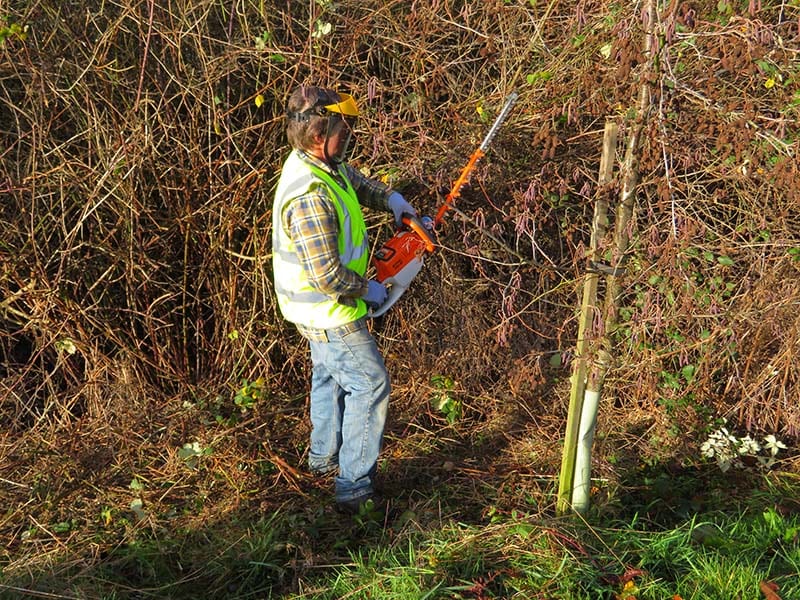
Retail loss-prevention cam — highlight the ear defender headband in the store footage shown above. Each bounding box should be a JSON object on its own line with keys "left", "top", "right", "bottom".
{"left": 286, "top": 93, "right": 359, "bottom": 122}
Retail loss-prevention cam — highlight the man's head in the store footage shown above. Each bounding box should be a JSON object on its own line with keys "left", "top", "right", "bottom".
{"left": 285, "top": 86, "right": 359, "bottom": 165}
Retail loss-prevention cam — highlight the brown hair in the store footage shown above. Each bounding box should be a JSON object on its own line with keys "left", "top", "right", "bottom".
{"left": 285, "top": 86, "right": 341, "bottom": 151}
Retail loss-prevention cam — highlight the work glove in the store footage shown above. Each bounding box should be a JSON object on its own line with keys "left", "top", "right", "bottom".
{"left": 387, "top": 191, "right": 417, "bottom": 228}
{"left": 361, "top": 279, "right": 388, "bottom": 308}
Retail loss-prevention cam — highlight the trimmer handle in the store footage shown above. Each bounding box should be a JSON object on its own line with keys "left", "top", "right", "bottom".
{"left": 367, "top": 251, "right": 426, "bottom": 318}
{"left": 401, "top": 213, "right": 436, "bottom": 253}
{"left": 367, "top": 281, "right": 408, "bottom": 318}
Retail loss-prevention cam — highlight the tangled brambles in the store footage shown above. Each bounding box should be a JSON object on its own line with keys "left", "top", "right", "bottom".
{"left": 1, "top": 0, "right": 798, "bottom": 595}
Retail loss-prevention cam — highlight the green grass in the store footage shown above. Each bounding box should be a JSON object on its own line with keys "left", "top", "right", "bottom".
{"left": 1, "top": 474, "right": 798, "bottom": 600}
{"left": 284, "top": 501, "right": 800, "bottom": 600}
{"left": 607, "top": 508, "right": 800, "bottom": 599}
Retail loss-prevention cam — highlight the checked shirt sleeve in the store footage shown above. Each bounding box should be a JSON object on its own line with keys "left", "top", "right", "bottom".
{"left": 284, "top": 188, "right": 368, "bottom": 303}
{"left": 345, "top": 164, "right": 393, "bottom": 212}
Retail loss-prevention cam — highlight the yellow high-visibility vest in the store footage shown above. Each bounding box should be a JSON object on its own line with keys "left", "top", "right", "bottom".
{"left": 272, "top": 151, "right": 368, "bottom": 329}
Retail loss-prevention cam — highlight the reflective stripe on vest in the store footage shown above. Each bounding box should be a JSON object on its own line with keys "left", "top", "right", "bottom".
{"left": 272, "top": 151, "right": 368, "bottom": 329}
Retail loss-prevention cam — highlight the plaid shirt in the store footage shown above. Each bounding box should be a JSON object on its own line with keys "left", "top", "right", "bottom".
{"left": 281, "top": 150, "right": 392, "bottom": 304}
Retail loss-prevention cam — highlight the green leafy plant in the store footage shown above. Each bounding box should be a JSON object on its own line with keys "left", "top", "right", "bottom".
{"left": 52, "top": 519, "right": 76, "bottom": 534}
{"left": 178, "top": 441, "right": 212, "bottom": 470}
{"left": 715, "top": 0, "right": 733, "bottom": 22}
{"left": 234, "top": 377, "right": 266, "bottom": 411}
{"left": 311, "top": 19, "right": 332, "bottom": 39}
{"left": 54, "top": 338, "right": 77, "bottom": 355}
{"left": 254, "top": 30, "right": 272, "bottom": 49}
{"left": 526, "top": 70, "right": 553, "bottom": 86}
{"left": 0, "top": 19, "right": 27, "bottom": 45}
{"left": 352, "top": 498, "right": 384, "bottom": 528}
{"left": 430, "top": 375, "right": 460, "bottom": 424}
{"left": 100, "top": 506, "right": 113, "bottom": 527}
{"left": 253, "top": 29, "right": 285, "bottom": 61}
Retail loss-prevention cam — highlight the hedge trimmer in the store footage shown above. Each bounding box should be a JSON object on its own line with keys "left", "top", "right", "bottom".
{"left": 369, "top": 91, "right": 519, "bottom": 317}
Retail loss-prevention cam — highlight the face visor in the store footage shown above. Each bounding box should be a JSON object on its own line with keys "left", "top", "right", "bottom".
{"left": 322, "top": 93, "right": 358, "bottom": 165}
{"left": 287, "top": 92, "right": 360, "bottom": 165}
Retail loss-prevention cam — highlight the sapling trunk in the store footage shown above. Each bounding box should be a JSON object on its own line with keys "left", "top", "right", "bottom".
{"left": 557, "top": 121, "right": 618, "bottom": 516}
{"left": 558, "top": 0, "right": 658, "bottom": 516}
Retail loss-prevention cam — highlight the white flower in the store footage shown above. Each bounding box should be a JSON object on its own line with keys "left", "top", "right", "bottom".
{"left": 738, "top": 436, "right": 761, "bottom": 455}
{"left": 763, "top": 435, "right": 787, "bottom": 457}
{"left": 701, "top": 440, "right": 716, "bottom": 458}
{"left": 701, "top": 426, "right": 787, "bottom": 472}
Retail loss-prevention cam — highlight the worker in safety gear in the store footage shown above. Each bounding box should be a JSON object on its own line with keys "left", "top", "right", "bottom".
{"left": 272, "top": 85, "right": 418, "bottom": 514}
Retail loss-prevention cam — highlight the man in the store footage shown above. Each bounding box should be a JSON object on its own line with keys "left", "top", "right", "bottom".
{"left": 271, "top": 85, "right": 418, "bottom": 514}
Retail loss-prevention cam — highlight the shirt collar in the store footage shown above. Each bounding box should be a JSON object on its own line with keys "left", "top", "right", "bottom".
{"left": 297, "top": 149, "right": 340, "bottom": 176}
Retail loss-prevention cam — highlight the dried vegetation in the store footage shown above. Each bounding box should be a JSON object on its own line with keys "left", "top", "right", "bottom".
{"left": 1, "top": 0, "right": 799, "bottom": 593}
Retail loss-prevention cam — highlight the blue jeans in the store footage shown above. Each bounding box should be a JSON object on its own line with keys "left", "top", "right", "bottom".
{"left": 304, "top": 318, "right": 390, "bottom": 503}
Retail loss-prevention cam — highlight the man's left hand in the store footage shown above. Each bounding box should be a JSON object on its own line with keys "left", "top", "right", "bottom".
{"left": 388, "top": 192, "right": 417, "bottom": 228}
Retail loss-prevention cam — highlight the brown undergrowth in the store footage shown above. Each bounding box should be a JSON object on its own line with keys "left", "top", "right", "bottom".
{"left": 1, "top": 0, "right": 799, "bottom": 595}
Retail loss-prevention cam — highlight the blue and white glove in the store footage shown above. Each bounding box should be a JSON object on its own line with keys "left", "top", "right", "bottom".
{"left": 361, "top": 279, "right": 388, "bottom": 308}
{"left": 387, "top": 191, "right": 417, "bottom": 228}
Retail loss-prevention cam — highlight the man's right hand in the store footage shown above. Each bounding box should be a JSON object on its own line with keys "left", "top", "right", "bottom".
{"left": 362, "top": 280, "right": 388, "bottom": 308}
